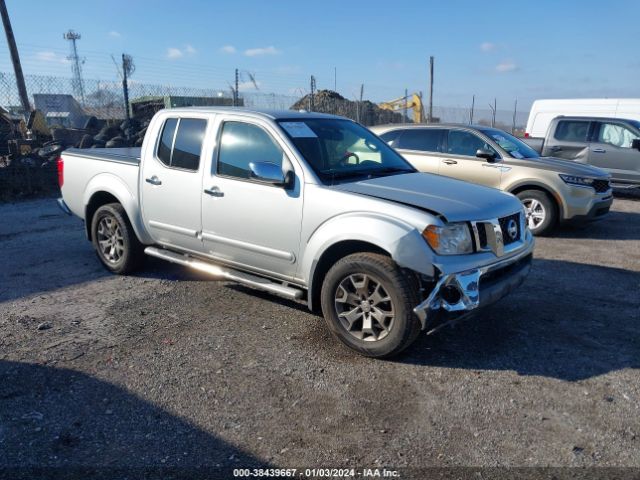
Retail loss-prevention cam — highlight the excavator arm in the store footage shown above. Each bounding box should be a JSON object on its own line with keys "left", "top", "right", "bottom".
{"left": 379, "top": 93, "right": 424, "bottom": 123}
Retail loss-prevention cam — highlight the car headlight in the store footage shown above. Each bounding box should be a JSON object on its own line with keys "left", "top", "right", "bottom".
{"left": 559, "top": 174, "right": 594, "bottom": 187}
{"left": 423, "top": 223, "right": 473, "bottom": 255}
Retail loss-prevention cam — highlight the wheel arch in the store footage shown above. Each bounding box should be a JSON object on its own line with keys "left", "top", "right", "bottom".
{"left": 302, "top": 213, "right": 436, "bottom": 312}
{"left": 507, "top": 181, "right": 564, "bottom": 220}
{"left": 83, "top": 174, "right": 152, "bottom": 244}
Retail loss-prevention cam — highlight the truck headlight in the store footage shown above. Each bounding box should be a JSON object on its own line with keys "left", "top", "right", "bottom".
{"left": 423, "top": 223, "right": 473, "bottom": 255}
{"left": 559, "top": 174, "right": 594, "bottom": 187}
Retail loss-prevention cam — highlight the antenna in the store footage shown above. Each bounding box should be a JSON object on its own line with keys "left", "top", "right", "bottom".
{"left": 63, "top": 29, "right": 85, "bottom": 104}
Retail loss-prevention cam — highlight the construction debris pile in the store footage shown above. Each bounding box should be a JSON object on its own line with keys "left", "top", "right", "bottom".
{"left": 290, "top": 90, "right": 405, "bottom": 125}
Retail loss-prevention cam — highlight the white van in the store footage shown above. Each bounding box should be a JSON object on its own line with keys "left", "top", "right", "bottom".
{"left": 525, "top": 99, "right": 640, "bottom": 138}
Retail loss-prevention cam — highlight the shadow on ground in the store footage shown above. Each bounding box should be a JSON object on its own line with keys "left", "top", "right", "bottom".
{"left": 0, "top": 360, "right": 268, "bottom": 478}
{"left": 553, "top": 208, "right": 640, "bottom": 240}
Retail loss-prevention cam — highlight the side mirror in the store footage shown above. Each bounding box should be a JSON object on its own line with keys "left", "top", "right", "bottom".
{"left": 632, "top": 139, "right": 640, "bottom": 151}
{"left": 476, "top": 148, "right": 497, "bottom": 162}
{"left": 249, "top": 161, "right": 292, "bottom": 188}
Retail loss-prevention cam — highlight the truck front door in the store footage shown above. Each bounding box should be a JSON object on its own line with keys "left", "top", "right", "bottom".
{"left": 141, "top": 116, "right": 208, "bottom": 253}
{"left": 201, "top": 118, "right": 303, "bottom": 279}
{"left": 588, "top": 121, "right": 640, "bottom": 184}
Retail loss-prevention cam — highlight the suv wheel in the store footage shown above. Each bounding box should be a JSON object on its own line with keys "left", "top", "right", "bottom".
{"left": 320, "top": 252, "right": 421, "bottom": 358}
{"left": 517, "top": 190, "right": 557, "bottom": 236}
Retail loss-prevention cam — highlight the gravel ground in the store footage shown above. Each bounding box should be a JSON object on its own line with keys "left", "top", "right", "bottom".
{"left": 0, "top": 197, "right": 638, "bottom": 478}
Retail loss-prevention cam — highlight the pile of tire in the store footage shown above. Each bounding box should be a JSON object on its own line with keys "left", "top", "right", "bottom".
{"left": 83, "top": 117, "right": 150, "bottom": 150}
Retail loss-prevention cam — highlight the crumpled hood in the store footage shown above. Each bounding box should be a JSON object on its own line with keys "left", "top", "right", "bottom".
{"left": 331, "top": 172, "right": 523, "bottom": 222}
{"left": 510, "top": 156, "right": 610, "bottom": 177}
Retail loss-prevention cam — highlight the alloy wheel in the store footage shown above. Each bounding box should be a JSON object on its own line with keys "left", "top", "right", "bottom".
{"left": 334, "top": 273, "right": 395, "bottom": 342}
{"left": 96, "top": 215, "right": 125, "bottom": 264}
{"left": 522, "top": 198, "right": 546, "bottom": 230}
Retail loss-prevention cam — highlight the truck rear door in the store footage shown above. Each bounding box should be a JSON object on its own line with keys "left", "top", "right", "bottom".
{"left": 542, "top": 119, "right": 592, "bottom": 161}
{"left": 141, "top": 115, "right": 208, "bottom": 253}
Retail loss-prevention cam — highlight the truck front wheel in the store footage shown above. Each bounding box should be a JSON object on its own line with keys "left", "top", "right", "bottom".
{"left": 320, "top": 252, "right": 421, "bottom": 358}
{"left": 91, "top": 203, "right": 144, "bottom": 274}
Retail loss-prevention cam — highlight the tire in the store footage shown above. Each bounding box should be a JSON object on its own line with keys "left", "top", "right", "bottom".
{"left": 320, "top": 252, "right": 421, "bottom": 358}
{"left": 516, "top": 189, "right": 557, "bottom": 236}
{"left": 91, "top": 203, "right": 144, "bottom": 274}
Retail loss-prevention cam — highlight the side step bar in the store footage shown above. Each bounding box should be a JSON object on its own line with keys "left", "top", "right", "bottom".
{"left": 144, "top": 247, "right": 304, "bottom": 300}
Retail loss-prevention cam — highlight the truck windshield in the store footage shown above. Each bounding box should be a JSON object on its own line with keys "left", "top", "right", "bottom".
{"left": 277, "top": 118, "right": 415, "bottom": 183}
{"left": 479, "top": 128, "right": 540, "bottom": 159}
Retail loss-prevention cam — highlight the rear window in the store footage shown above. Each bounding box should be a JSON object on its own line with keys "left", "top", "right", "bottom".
{"left": 554, "top": 120, "right": 589, "bottom": 142}
{"left": 396, "top": 129, "right": 443, "bottom": 153}
{"left": 378, "top": 130, "right": 402, "bottom": 147}
{"left": 157, "top": 118, "right": 177, "bottom": 166}
{"left": 155, "top": 117, "right": 207, "bottom": 171}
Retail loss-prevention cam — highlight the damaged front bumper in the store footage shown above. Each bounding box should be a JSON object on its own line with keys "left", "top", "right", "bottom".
{"left": 413, "top": 246, "right": 533, "bottom": 332}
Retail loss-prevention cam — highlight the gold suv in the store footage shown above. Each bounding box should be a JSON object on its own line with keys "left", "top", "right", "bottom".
{"left": 371, "top": 124, "right": 613, "bottom": 235}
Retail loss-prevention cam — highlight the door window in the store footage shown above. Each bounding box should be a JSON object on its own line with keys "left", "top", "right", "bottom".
{"left": 446, "top": 130, "right": 497, "bottom": 157}
{"left": 217, "top": 122, "right": 284, "bottom": 179}
{"left": 155, "top": 117, "right": 207, "bottom": 171}
{"left": 596, "top": 122, "right": 639, "bottom": 148}
{"left": 396, "top": 129, "right": 444, "bottom": 152}
{"left": 554, "top": 120, "right": 589, "bottom": 142}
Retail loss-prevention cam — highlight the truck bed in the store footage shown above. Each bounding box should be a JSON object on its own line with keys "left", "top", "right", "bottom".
{"left": 64, "top": 147, "right": 141, "bottom": 166}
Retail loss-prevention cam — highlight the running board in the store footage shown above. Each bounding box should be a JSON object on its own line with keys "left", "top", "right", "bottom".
{"left": 144, "top": 247, "right": 304, "bottom": 300}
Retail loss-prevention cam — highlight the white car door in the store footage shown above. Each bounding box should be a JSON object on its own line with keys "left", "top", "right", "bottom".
{"left": 141, "top": 115, "right": 208, "bottom": 253}
{"left": 200, "top": 117, "right": 304, "bottom": 280}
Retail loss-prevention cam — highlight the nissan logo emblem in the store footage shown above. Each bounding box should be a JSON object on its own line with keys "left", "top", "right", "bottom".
{"left": 507, "top": 219, "right": 518, "bottom": 240}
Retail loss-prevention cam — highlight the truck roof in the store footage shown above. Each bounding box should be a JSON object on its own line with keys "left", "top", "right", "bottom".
{"left": 371, "top": 123, "right": 496, "bottom": 131}
{"left": 163, "top": 107, "right": 345, "bottom": 121}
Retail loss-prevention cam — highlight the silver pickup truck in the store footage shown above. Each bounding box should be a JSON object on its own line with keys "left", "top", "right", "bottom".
{"left": 58, "top": 108, "right": 534, "bottom": 357}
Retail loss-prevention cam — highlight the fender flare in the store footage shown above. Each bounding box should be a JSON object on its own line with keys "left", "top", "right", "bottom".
{"left": 506, "top": 179, "right": 566, "bottom": 219}
{"left": 83, "top": 173, "right": 153, "bottom": 244}
{"left": 302, "top": 212, "right": 436, "bottom": 309}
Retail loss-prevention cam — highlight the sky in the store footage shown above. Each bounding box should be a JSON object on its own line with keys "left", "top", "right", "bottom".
{"left": 1, "top": 0, "right": 639, "bottom": 112}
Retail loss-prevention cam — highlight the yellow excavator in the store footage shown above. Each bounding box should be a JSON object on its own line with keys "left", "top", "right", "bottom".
{"left": 379, "top": 93, "right": 425, "bottom": 124}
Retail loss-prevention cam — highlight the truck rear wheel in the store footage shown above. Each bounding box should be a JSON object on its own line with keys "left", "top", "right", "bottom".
{"left": 91, "top": 203, "right": 144, "bottom": 274}
{"left": 320, "top": 252, "right": 421, "bottom": 358}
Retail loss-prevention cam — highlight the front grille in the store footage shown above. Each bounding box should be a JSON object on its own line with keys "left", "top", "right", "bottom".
{"left": 592, "top": 179, "right": 610, "bottom": 193}
{"left": 476, "top": 224, "right": 488, "bottom": 249}
{"left": 498, "top": 213, "right": 521, "bottom": 245}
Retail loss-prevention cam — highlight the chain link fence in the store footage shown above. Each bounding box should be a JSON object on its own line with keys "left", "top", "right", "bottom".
{"left": 0, "top": 72, "right": 528, "bottom": 200}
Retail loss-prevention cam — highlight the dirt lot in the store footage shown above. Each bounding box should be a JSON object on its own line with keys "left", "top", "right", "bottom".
{"left": 0, "top": 196, "right": 639, "bottom": 477}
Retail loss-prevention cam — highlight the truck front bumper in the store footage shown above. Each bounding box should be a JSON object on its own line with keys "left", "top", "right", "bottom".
{"left": 413, "top": 246, "right": 533, "bottom": 331}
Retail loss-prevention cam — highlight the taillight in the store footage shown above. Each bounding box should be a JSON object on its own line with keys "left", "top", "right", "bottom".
{"left": 57, "top": 157, "right": 64, "bottom": 187}
{"left": 524, "top": 132, "right": 530, "bottom": 138}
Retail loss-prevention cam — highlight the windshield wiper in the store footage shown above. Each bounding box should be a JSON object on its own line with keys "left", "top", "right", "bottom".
{"left": 365, "top": 167, "right": 415, "bottom": 176}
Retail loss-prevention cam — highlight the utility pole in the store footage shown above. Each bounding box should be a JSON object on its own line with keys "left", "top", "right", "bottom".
{"left": 489, "top": 98, "right": 497, "bottom": 127}
{"left": 469, "top": 95, "right": 475, "bottom": 124}
{"left": 403, "top": 88, "right": 408, "bottom": 124}
{"left": 309, "top": 75, "right": 316, "bottom": 111}
{"left": 428, "top": 56, "right": 434, "bottom": 123}
{"left": 233, "top": 68, "right": 239, "bottom": 107}
{"left": 512, "top": 98, "right": 518, "bottom": 134}
{"left": 357, "top": 83, "right": 364, "bottom": 124}
{"left": 418, "top": 91, "right": 424, "bottom": 123}
{"left": 63, "top": 30, "right": 85, "bottom": 105}
{"left": 0, "top": 0, "right": 30, "bottom": 115}
{"left": 122, "top": 54, "right": 134, "bottom": 124}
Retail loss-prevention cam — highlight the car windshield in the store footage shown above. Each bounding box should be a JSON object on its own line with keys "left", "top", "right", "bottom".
{"left": 277, "top": 118, "right": 415, "bottom": 183}
{"left": 479, "top": 128, "right": 540, "bottom": 159}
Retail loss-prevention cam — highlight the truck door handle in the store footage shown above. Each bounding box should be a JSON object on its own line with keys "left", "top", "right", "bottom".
{"left": 204, "top": 186, "right": 224, "bottom": 197}
{"left": 145, "top": 176, "right": 162, "bottom": 186}
{"left": 442, "top": 159, "right": 457, "bottom": 165}
{"left": 592, "top": 148, "right": 606, "bottom": 153}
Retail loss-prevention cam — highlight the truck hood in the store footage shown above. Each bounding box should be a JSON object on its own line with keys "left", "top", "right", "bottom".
{"left": 509, "top": 156, "right": 610, "bottom": 177}
{"left": 331, "top": 172, "right": 522, "bottom": 223}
